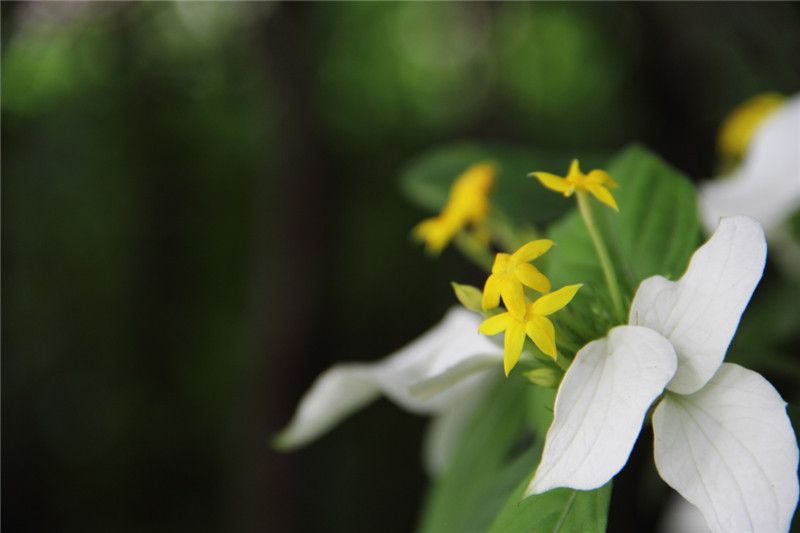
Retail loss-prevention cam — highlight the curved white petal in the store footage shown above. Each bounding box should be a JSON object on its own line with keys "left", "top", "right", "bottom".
{"left": 375, "top": 308, "right": 503, "bottom": 412}
{"left": 653, "top": 363, "right": 799, "bottom": 533}
{"left": 630, "top": 216, "right": 766, "bottom": 395}
{"left": 274, "top": 307, "right": 502, "bottom": 449}
{"left": 701, "top": 95, "right": 800, "bottom": 233}
{"left": 273, "top": 364, "right": 382, "bottom": 449}
{"left": 408, "top": 354, "right": 501, "bottom": 400}
{"left": 526, "top": 326, "right": 677, "bottom": 495}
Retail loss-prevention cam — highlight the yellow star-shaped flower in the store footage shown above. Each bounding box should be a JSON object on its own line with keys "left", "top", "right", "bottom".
{"left": 414, "top": 162, "right": 496, "bottom": 254}
{"left": 530, "top": 159, "right": 619, "bottom": 211}
{"left": 482, "top": 239, "right": 553, "bottom": 320}
{"left": 479, "top": 284, "right": 582, "bottom": 375}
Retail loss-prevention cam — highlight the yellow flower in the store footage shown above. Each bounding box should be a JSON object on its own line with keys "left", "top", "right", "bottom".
{"left": 530, "top": 159, "right": 619, "bottom": 211}
{"left": 414, "top": 211, "right": 462, "bottom": 254}
{"left": 481, "top": 239, "right": 553, "bottom": 320}
{"left": 479, "top": 284, "right": 582, "bottom": 375}
{"left": 414, "top": 162, "right": 496, "bottom": 254}
{"left": 718, "top": 93, "right": 785, "bottom": 161}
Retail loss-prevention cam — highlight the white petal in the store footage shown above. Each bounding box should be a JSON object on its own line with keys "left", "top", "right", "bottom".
{"left": 653, "top": 363, "right": 799, "bottom": 533}
{"left": 273, "top": 364, "right": 382, "bottom": 449}
{"left": 700, "top": 94, "right": 800, "bottom": 233}
{"left": 408, "top": 354, "right": 500, "bottom": 400}
{"left": 376, "top": 308, "right": 503, "bottom": 412}
{"left": 526, "top": 326, "right": 677, "bottom": 495}
{"left": 629, "top": 216, "right": 766, "bottom": 395}
{"left": 274, "top": 307, "right": 502, "bottom": 449}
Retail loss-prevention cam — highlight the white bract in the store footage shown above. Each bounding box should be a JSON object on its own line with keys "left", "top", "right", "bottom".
{"left": 700, "top": 95, "right": 800, "bottom": 279}
{"left": 700, "top": 95, "right": 800, "bottom": 234}
{"left": 274, "top": 307, "right": 503, "bottom": 474}
{"left": 528, "top": 216, "right": 799, "bottom": 532}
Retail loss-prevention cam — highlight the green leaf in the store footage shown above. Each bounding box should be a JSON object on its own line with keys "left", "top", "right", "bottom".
{"left": 525, "top": 382, "right": 557, "bottom": 437}
{"left": 489, "top": 482, "right": 612, "bottom": 533}
{"left": 400, "top": 141, "right": 608, "bottom": 228}
{"left": 419, "top": 379, "right": 538, "bottom": 533}
{"left": 546, "top": 145, "right": 701, "bottom": 335}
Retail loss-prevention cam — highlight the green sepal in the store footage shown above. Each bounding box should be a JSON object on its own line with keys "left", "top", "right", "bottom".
{"left": 451, "top": 282, "right": 484, "bottom": 312}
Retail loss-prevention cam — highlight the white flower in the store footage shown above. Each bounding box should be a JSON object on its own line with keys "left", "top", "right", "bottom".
{"left": 700, "top": 95, "right": 800, "bottom": 234}
{"left": 528, "top": 216, "right": 799, "bottom": 532}
{"left": 274, "top": 307, "right": 503, "bottom": 474}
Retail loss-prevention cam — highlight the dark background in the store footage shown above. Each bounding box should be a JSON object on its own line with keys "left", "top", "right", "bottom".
{"left": 3, "top": 2, "right": 800, "bottom": 532}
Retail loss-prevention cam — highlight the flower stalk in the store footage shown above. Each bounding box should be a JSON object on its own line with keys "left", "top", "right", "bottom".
{"left": 453, "top": 232, "right": 494, "bottom": 271}
{"left": 575, "top": 190, "right": 625, "bottom": 322}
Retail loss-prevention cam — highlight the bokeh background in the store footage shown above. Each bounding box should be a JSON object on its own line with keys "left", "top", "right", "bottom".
{"left": 3, "top": 2, "right": 800, "bottom": 532}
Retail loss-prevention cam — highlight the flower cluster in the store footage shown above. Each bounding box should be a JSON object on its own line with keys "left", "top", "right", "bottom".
{"left": 413, "top": 161, "right": 496, "bottom": 254}
{"left": 529, "top": 216, "right": 798, "bottom": 532}
{"left": 277, "top": 92, "right": 800, "bottom": 533}
{"left": 478, "top": 240, "right": 581, "bottom": 375}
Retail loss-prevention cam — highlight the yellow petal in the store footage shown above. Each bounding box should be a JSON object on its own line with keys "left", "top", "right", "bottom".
{"left": 499, "top": 277, "right": 527, "bottom": 320}
{"left": 448, "top": 163, "right": 495, "bottom": 224}
{"left": 531, "top": 172, "right": 572, "bottom": 194}
{"left": 718, "top": 93, "right": 785, "bottom": 160}
{"left": 479, "top": 312, "right": 512, "bottom": 336}
{"left": 525, "top": 315, "right": 557, "bottom": 358}
{"left": 585, "top": 183, "right": 619, "bottom": 211}
{"left": 586, "top": 169, "right": 618, "bottom": 188}
{"left": 514, "top": 263, "right": 551, "bottom": 293}
{"left": 511, "top": 239, "right": 555, "bottom": 263}
{"left": 532, "top": 284, "right": 583, "bottom": 316}
{"left": 481, "top": 274, "right": 501, "bottom": 311}
{"left": 413, "top": 218, "right": 452, "bottom": 254}
{"left": 503, "top": 321, "right": 526, "bottom": 376}
{"left": 566, "top": 159, "right": 583, "bottom": 181}
{"left": 491, "top": 253, "right": 512, "bottom": 274}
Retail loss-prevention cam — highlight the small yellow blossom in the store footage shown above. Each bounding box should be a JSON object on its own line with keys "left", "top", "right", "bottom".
{"left": 479, "top": 284, "right": 582, "bottom": 375}
{"left": 530, "top": 160, "right": 619, "bottom": 211}
{"left": 718, "top": 93, "right": 785, "bottom": 161}
{"left": 414, "top": 162, "right": 496, "bottom": 254}
{"left": 482, "top": 239, "right": 553, "bottom": 320}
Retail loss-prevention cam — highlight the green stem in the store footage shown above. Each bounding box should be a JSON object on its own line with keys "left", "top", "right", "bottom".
{"left": 554, "top": 352, "right": 571, "bottom": 372}
{"left": 453, "top": 232, "right": 494, "bottom": 271}
{"left": 575, "top": 191, "right": 625, "bottom": 322}
{"left": 488, "top": 209, "right": 539, "bottom": 252}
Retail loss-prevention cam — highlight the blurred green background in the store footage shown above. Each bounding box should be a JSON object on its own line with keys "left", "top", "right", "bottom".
{"left": 2, "top": 2, "right": 799, "bottom": 532}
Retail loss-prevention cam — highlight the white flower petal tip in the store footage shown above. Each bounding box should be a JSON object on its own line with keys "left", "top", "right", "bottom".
{"left": 526, "top": 326, "right": 677, "bottom": 496}
{"left": 701, "top": 94, "right": 800, "bottom": 233}
{"left": 273, "top": 364, "right": 381, "bottom": 450}
{"left": 274, "top": 307, "right": 502, "bottom": 452}
{"left": 654, "top": 363, "right": 799, "bottom": 533}
{"left": 630, "top": 216, "right": 766, "bottom": 395}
